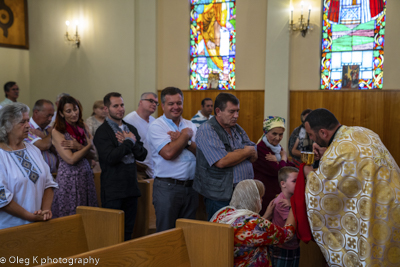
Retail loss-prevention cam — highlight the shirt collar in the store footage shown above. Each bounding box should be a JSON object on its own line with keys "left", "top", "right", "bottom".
{"left": 29, "top": 117, "right": 49, "bottom": 130}
{"left": 162, "top": 114, "right": 182, "bottom": 131}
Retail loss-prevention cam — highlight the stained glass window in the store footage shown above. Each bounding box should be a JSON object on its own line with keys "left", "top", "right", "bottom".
{"left": 321, "top": 0, "right": 386, "bottom": 90}
{"left": 190, "top": 0, "right": 236, "bottom": 90}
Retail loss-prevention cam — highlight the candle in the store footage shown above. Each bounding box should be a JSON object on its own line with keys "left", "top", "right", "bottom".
{"left": 301, "top": 1, "right": 304, "bottom": 15}
{"left": 290, "top": 6, "right": 294, "bottom": 24}
{"left": 65, "top": 21, "right": 69, "bottom": 36}
{"left": 308, "top": 5, "right": 312, "bottom": 22}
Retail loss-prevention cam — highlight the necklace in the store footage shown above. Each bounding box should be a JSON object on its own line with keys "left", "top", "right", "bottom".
{"left": 4, "top": 142, "right": 25, "bottom": 152}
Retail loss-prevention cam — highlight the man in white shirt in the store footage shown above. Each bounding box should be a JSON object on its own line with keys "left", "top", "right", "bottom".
{"left": 124, "top": 92, "right": 158, "bottom": 178}
{"left": 147, "top": 87, "right": 198, "bottom": 232}
{"left": 191, "top": 98, "right": 213, "bottom": 128}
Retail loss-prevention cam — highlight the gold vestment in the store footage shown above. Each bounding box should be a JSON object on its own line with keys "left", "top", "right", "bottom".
{"left": 306, "top": 126, "right": 400, "bottom": 267}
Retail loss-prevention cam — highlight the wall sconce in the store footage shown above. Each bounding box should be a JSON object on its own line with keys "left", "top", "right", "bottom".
{"left": 289, "top": 2, "right": 313, "bottom": 37}
{"left": 65, "top": 20, "right": 80, "bottom": 48}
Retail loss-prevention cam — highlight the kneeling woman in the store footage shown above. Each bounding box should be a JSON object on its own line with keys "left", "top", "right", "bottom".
{"left": 52, "top": 96, "right": 98, "bottom": 217}
{"left": 0, "top": 103, "right": 58, "bottom": 229}
{"left": 211, "top": 179, "right": 295, "bottom": 267}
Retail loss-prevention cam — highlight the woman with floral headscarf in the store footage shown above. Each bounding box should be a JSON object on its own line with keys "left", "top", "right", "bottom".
{"left": 211, "top": 179, "right": 295, "bottom": 267}
{"left": 252, "top": 116, "right": 294, "bottom": 214}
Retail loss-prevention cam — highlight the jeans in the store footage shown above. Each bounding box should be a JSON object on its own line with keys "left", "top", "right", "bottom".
{"left": 204, "top": 198, "right": 230, "bottom": 221}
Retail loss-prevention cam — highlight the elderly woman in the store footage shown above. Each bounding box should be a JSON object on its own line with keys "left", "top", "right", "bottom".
{"left": 253, "top": 116, "right": 294, "bottom": 214}
{"left": 212, "top": 179, "right": 295, "bottom": 267}
{"left": 85, "top": 100, "right": 107, "bottom": 172}
{"left": 52, "top": 96, "right": 98, "bottom": 218}
{"left": 0, "top": 103, "right": 58, "bottom": 229}
{"left": 86, "top": 100, "right": 107, "bottom": 138}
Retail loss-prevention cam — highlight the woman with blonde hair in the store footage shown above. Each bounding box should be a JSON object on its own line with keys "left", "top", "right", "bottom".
{"left": 86, "top": 100, "right": 107, "bottom": 138}
{"left": 211, "top": 179, "right": 296, "bottom": 267}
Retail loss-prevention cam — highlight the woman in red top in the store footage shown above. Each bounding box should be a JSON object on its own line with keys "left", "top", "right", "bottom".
{"left": 253, "top": 116, "right": 294, "bottom": 214}
{"left": 212, "top": 179, "right": 296, "bottom": 267}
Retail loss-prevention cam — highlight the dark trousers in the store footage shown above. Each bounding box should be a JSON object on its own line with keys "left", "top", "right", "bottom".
{"left": 204, "top": 198, "right": 230, "bottom": 221}
{"left": 153, "top": 178, "right": 199, "bottom": 232}
{"left": 102, "top": 196, "right": 138, "bottom": 241}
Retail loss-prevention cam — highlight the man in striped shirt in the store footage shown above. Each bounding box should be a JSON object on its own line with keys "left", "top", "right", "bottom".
{"left": 25, "top": 99, "right": 57, "bottom": 173}
{"left": 190, "top": 98, "right": 213, "bottom": 128}
{"left": 193, "top": 93, "right": 257, "bottom": 220}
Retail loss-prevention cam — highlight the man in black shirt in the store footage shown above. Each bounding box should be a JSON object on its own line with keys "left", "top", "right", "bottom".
{"left": 94, "top": 92, "right": 147, "bottom": 241}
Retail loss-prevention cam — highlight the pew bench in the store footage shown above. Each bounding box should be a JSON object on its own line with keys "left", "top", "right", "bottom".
{"left": 0, "top": 206, "right": 124, "bottom": 267}
{"left": 40, "top": 218, "right": 234, "bottom": 267}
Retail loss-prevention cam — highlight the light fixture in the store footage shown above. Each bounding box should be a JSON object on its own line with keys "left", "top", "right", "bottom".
{"left": 289, "top": 2, "right": 313, "bottom": 37}
{"left": 65, "top": 20, "right": 80, "bottom": 48}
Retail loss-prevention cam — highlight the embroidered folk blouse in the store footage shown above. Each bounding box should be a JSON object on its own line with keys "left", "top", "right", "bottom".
{"left": 213, "top": 207, "right": 295, "bottom": 267}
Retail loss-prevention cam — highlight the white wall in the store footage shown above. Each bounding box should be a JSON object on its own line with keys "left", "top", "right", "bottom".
{"left": 27, "top": 0, "right": 157, "bottom": 118}
{"left": 0, "top": 48, "right": 30, "bottom": 106}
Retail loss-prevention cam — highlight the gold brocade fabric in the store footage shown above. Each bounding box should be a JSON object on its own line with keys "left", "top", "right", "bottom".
{"left": 306, "top": 126, "right": 400, "bottom": 267}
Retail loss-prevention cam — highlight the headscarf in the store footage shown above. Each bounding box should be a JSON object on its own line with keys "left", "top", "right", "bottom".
{"left": 210, "top": 179, "right": 263, "bottom": 225}
{"left": 257, "top": 116, "right": 286, "bottom": 144}
{"left": 263, "top": 116, "right": 285, "bottom": 133}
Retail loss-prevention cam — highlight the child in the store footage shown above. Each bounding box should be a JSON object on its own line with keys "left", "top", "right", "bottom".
{"left": 271, "top": 166, "right": 300, "bottom": 267}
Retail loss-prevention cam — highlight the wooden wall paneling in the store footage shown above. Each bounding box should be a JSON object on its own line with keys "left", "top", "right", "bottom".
{"left": 157, "top": 90, "right": 264, "bottom": 142}
{"left": 289, "top": 90, "right": 400, "bottom": 165}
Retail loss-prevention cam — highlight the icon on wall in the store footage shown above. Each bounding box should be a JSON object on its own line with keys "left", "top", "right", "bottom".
{"left": 0, "top": 0, "right": 28, "bottom": 49}
{"left": 342, "top": 65, "right": 360, "bottom": 89}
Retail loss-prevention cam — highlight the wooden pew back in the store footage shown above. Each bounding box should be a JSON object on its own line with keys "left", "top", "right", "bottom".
{"left": 0, "top": 215, "right": 89, "bottom": 263}
{"left": 0, "top": 207, "right": 124, "bottom": 266}
{"left": 40, "top": 219, "right": 234, "bottom": 267}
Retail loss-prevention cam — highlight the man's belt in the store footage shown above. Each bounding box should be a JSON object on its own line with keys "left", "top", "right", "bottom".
{"left": 156, "top": 177, "right": 193, "bottom": 187}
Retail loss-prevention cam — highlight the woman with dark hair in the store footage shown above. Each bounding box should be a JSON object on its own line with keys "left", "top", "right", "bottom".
{"left": 51, "top": 96, "right": 97, "bottom": 217}
{"left": 0, "top": 103, "right": 58, "bottom": 229}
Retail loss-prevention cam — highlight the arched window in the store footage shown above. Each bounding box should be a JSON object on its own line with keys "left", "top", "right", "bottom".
{"left": 321, "top": 0, "right": 386, "bottom": 90}
{"left": 190, "top": 0, "right": 236, "bottom": 90}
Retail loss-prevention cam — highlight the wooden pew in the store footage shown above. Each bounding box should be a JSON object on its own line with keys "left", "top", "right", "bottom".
{"left": 40, "top": 218, "right": 234, "bottom": 267}
{"left": 0, "top": 206, "right": 124, "bottom": 266}
{"left": 132, "top": 178, "right": 157, "bottom": 238}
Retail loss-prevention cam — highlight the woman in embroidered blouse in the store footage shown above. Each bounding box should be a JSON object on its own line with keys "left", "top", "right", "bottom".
{"left": 51, "top": 96, "right": 98, "bottom": 218}
{"left": 0, "top": 103, "right": 58, "bottom": 229}
{"left": 211, "top": 179, "right": 295, "bottom": 267}
{"left": 253, "top": 116, "right": 295, "bottom": 215}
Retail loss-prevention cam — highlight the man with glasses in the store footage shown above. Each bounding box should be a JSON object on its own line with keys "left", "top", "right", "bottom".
{"left": 124, "top": 92, "right": 158, "bottom": 179}
{"left": 0, "top": 81, "right": 19, "bottom": 107}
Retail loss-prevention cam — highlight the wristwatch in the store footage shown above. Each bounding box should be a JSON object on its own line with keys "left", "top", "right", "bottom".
{"left": 185, "top": 140, "right": 192, "bottom": 148}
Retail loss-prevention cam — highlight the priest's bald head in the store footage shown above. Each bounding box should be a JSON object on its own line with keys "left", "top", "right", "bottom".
{"left": 304, "top": 108, "right": 341, "bottom": 147}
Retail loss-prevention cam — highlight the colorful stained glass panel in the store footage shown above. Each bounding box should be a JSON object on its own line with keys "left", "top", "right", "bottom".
{"left": 190, "top": 0, "right": 236, "bottom": 90}
{"left": 321, "top": 0, "right": 386, "bottom": 90}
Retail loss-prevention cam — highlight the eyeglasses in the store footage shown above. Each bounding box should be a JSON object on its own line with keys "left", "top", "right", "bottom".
{"left": 142, "top": 99, "right": 159, "bottom": 106}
